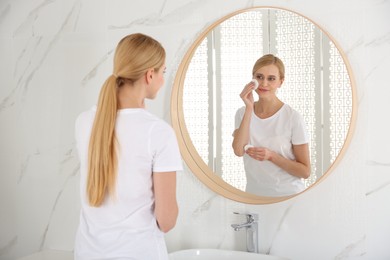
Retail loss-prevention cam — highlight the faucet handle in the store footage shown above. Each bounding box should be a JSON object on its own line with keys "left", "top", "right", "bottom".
{"left": 233, "top": 212, "right": 259, "bottom": 221}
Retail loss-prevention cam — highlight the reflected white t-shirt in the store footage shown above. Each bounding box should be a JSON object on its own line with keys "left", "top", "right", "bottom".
{"left": 74, "top": 107, "right": 182, "bottom": 260}
{"left": 234, "top": 104, "right": 309, "bottom": 197}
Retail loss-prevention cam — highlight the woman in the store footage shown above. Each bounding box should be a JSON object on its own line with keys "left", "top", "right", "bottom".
{"left": 232, "top": 54, "right": 310, "bottom": 197}
{"left": 74, "top": 33, "right": 182, "bottom": 259}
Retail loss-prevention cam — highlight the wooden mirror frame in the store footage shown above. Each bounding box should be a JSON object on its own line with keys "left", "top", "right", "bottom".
{"left": 170, "top": 6, "right": 357, "bottom": 204}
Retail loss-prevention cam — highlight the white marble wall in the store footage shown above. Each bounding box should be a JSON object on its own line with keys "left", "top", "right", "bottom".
{"left": 1, "top": 0, "right": 389, "bottom": 259}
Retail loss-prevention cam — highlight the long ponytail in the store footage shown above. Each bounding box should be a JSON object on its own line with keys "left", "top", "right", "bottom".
{"left": 87, "top": 75, "right": 118, "bottom": 207}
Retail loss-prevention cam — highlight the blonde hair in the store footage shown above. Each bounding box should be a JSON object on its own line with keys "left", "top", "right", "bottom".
{"left": 252, "top": 54, "right": 285, "bottom": 80}
{"left": 87, "top": 33, "right": 166, "bottom": 207}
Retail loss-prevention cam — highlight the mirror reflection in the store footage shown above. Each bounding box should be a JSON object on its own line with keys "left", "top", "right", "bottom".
{"left": 232, "top": 54, "right": 311, "bottom": 197}
{"left": 182, "top": 8, "right": 352, "bottom": 197}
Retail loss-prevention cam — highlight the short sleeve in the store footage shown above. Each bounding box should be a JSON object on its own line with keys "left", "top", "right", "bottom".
{"left": 150, "top": 121, "right": 183, "bottom": 173}
{"left": 291, "top": 111, "right": 310, "bottom": 145}
{"left": 233, "top": 107, "right": 245, "bottom": 135}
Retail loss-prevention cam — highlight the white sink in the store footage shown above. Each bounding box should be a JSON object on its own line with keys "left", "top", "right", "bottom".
{"left": 169, "top": 249, "right": 289, "bottom": 260}
{"left": 17, "top": 250, "right": 73, "bottom": 260}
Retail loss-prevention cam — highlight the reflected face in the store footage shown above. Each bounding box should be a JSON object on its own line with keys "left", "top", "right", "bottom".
{"left": 253, "top": 64, "right": 283, "bottom": 97}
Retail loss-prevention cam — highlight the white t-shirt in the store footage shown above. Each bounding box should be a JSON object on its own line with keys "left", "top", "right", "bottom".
{"left": 74, "top": 107, "right": 182, "bottom": 260}
{"left": 234, "top": 104, "right": 309, "bottom": 197}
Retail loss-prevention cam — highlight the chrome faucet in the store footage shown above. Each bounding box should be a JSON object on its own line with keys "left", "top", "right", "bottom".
{"left": 231, "top": 212, "right": 259, "bottom": 253}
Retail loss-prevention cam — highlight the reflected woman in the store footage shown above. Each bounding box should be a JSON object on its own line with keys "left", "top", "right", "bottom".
{"left": 232, "top": 54, "right": 310, "bottom": 197}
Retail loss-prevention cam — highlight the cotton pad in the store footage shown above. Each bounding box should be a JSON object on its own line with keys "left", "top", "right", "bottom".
{"left": 244, "top": 144, "right": 254, "bottom": 151}
{"left": 251, "top": 79, "right": 259, "bottom": 89}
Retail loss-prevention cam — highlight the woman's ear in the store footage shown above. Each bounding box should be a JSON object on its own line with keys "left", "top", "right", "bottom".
{"left": 145, "top": 69, "right": 154, "bottom": 84}
{"left": 279, "top": 78, "right": 284, "bottom": 87}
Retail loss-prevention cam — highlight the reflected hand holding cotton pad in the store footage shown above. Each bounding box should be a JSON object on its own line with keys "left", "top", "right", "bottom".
{"left": 251, "top": 79, "right": 259, "bottom": 90}
{"left": 244, "top": 144, "right": 254, "bottom": 151}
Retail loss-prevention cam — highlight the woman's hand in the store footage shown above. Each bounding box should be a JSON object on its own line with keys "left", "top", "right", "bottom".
{"left": 246, "top": 144, "right": 311, "bottom": 179}
{"left": 240, "top": 81, "right": 256, "bottom": 107}
{"left": 245, "top": 147, "right": 274, "bottom": 161}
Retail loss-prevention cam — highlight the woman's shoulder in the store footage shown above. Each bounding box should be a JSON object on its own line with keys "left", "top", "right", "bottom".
{"left": 237, "top": 105, "right": 246, "bottom": 111}
{"left": 280, "top": 104, "right": 305, "bottom": 123}
{"left": 75, "top": 106, "right": 96, "bottom": 124}
{"left": 236, "top": 105, "right": 246, "bottom": 115}
{"left": 141, "top": 111, "right": 174, "bottom": 132}
{"left": 281, "top": 103, "right": 300, "bottom": 115}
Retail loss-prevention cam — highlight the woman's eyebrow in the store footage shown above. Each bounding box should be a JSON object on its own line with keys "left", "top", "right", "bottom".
{"left": 255, "top": 73, "right": 276, "bottom": 77}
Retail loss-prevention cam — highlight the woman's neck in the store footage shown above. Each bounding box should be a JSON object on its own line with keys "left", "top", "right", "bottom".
{"left": 117, "top": 84, "right": 146, "bottom": 109}
{"left": 254, "top": 97, "right": 283, "bottom": 118}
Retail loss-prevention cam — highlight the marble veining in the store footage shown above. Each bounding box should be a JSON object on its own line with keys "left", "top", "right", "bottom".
{"left": 13, "top": 0, "right": 55, "bottom": 37}
{"left": 266, "top": 204, "right": 292, "bottom": 255}
{"left": 39, "top": 162, "right": 80, "bottom": 250}
{"left": 334, "top": 235, "right": 366, "bottom": 259}
{"left": 18, "top": 154, "right": 32, "bottom": 184}
{"left": 366, "top": 160, "right": 390, "bottom": 166}
{"left": 108, "top": 0, "right": 209, "bottom": 29}
{"left": 215, "top": 226, "right": 229, "bottom": 250}
{"left": 1, "top": 2, "right": 79, "bottom": 113}
{"left": 59, "top": 147, "right": 76, "bottom": 165}
{"left": 344, "top": 37, "right": 364, "bottom": 55}
{"left": 0, "top": 3, "right": 11, "bottom": 24}
{"left": 363, "top": 32, "right": 390, "bottom": 81}
{"left": 81, "top": 49, "right": 114, "bottom": 86}
{"left": 365, "top": 32, "right": 390, "bottom": 47}
{"left": 14, "top": 37, "right": 41, "bottom": 78}
{"left": 17, "top": 149, "right": 43, "bottom": 184}
{"left": 365, "top": 181, "right": 390, "bottom": 196}
{"left": 71, "top": 0, "right": 82, "bottom": 31}
{"left": 192, "top": 194, "right": 217, "bottom": 217}
{"left": 0, "top": 236, "right": 17, "bottom": 256}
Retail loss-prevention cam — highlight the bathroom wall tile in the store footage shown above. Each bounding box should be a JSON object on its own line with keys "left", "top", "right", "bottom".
{"left": 363, "top": 0, "right": 390, "bottom": 165}
{"left": 43, "top": 172, "right": 80, "bottom": 251}
{"left": 0, "top": 37, "right": 14, "bottom": 100}
{"left": 365, "top": 180, "right": 390, "bottom": 259}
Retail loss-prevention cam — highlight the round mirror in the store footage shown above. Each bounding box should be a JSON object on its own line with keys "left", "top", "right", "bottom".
{"left": 171, "top": 7, "right": 356, "bottom": 204}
